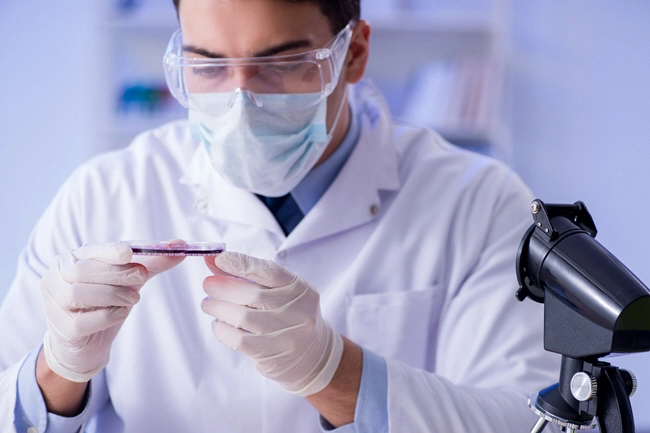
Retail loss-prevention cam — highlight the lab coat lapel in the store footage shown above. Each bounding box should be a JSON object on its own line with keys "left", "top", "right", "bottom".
{"left": 281, "top": 84, "right": 401, "bottom": 250}
{"left": 180, "top": 145, "right": 284, "bottom": 237}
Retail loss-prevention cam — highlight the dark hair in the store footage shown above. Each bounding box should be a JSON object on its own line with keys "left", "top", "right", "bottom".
{"left": 171, "top": 0, "right": 360, "bottom": 34}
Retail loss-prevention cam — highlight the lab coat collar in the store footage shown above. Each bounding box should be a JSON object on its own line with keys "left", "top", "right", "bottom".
{"left": 280, "top": 79, "right": 402, "bottom": 250}
{"left": 180, "top": 79, "right": 401, "bottom": 248}
{"left": 180, "top": 144, "right": 285, "bottom": 237}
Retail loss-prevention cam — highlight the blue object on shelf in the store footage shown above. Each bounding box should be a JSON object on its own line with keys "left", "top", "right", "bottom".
{"left": 118, "top": 83, "right": 172, "bottom": 115}
{"left": 116, "top": 0, "right": 142, "bottom": 12}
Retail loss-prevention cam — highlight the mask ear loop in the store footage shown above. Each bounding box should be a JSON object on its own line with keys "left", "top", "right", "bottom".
{"left": 324, "top": 24, "right": 353, "bottom": 140}
{"left": 326, "top": 84, "right": 349, "bottom": 141}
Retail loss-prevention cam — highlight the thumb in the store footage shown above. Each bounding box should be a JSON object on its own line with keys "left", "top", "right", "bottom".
{"left": 204, "top": 255, "right": 232, "bottom": 277}
{"left": 214, "top": 251, "right": 295, "bottom": 288}
{"left": 72, "top": 242, "right": 133, "bottom": 265}
{"left": 128, "top": 239, "right": 186, "bottom": 279}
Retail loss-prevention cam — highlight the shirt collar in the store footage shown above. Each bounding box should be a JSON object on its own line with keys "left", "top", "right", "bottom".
{"left": 291, "top": 103, "right": 361, "bottom": 215}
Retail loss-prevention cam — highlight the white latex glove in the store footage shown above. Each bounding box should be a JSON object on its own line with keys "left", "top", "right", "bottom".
{"left": 41, "top": 241, "right": 185, "bottom": 382}
{"left": 201, "top": 252, "right": 343, "bottom": 397}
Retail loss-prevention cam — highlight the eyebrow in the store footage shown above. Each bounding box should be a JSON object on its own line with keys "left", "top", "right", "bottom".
{"left": 182, "top": 39, "right": 313, "bottom": 59}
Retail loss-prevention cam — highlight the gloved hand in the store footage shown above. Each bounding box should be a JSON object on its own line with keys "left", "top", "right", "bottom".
{"left": 41, "top": 241, "right": 185, "bottom": 382}
{"left": 201, "top": 252, "right": 343, "bottom": 397}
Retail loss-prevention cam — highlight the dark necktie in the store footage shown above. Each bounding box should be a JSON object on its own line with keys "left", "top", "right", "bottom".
{"left": 256, "top": 193, "right": 304, "bottom": 236}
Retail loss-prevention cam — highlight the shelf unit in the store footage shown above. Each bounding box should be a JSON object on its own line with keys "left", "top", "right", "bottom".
{"left": 361, "top": 0, "right": 512, "bottom": 162}
{"left": 100, "top": 4, "right": 181, "bottom": 151}
{"left": 100, "top": 0, "right": 512, "bottom": 161}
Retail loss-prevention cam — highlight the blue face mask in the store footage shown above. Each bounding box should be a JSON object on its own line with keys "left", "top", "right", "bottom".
{"left": 189, "top": 89, "right": 345, "bottom": 197}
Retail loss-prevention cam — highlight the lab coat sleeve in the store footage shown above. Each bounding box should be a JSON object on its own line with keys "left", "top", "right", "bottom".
{"left": 0, "top": 247, "right": 50, "bottom": 432}
{"left": 321, "top": 348, "right": 388, "bottom": 433}
{"left": 14, "top": 345, "right": 89, "bottom": 433}
{"left": 0, "top": 162, "right": 110, "bottom": 431}
{"left": 0, "top": 358, "right": 22, "bottom": 433}
{"left": 386, "top": 359, "right": 538, "bottom": 431}
{"left": 14, "top": 346, "right": 51, "bottom": 432}
{"left": 385, "top": 168, "right": 561, "bottom": 432}
{"left": 349, "top": 348, "right": 389, "bottom": 432}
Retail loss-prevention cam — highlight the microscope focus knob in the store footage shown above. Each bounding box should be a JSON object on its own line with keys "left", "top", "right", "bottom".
{"left": 620, "top": 369, "right": 637, "bottom": 397}
{"left": 570, "top": 372, "right": 598, "bottom": 402}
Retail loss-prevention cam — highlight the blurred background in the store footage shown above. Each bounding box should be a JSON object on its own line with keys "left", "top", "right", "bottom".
{"left": 1, "top": 0, "right": 649, "bottom": 429}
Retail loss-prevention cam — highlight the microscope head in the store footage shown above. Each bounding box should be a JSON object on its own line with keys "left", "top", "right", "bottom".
{"left": 516, "top": 200, "right": 650, "bottom": 359}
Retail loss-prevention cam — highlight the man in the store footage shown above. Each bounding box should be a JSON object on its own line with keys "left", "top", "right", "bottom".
{"left": 0, "top": 0, "right": 559, "bottom": 431}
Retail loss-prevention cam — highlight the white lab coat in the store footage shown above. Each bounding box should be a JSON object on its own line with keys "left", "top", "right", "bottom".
{"left": 0, "top": 80, "right": 560, "bottom": 432}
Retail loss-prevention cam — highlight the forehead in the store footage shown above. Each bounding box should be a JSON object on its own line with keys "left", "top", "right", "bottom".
{"left": 178, "top": 0, "right": 334, "bottom": 58}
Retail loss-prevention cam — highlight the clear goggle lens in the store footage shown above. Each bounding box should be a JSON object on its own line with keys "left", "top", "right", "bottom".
{"left": 164, "top": 22, "right": 353, "bottom": 114}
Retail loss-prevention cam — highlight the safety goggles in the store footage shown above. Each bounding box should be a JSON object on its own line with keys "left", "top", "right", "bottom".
{"left": 163, "top": 22, "right": 353, "bottom": 114}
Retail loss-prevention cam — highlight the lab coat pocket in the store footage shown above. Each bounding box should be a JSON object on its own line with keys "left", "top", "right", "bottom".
{"left": 346, "top": 286, "right": 443, "bottom": 368}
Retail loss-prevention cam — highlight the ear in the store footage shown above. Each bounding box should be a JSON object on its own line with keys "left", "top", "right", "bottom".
{"left": 344, "top": 20, "right": 371, "bottom": 84}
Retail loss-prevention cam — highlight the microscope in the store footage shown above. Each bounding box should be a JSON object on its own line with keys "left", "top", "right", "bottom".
{"left": 516, "top": 200, "right": 650, "bottom": 433}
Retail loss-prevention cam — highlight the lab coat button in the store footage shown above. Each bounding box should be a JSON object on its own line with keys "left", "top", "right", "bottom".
{"left": 195, "top": 199, "right": 209, "bottom": 212}
{"left": 278, "top": 251, "right": 287, "bottom": 259}
{"left": 370, "top": 204, "right": 379, "bottom": 216}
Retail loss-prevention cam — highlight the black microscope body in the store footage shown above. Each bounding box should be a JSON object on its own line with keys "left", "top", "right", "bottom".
{"left": 516, "top": 200, "right": 650, "bottom": 432}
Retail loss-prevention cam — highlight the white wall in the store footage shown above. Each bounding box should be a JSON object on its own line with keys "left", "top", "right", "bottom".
{"left": 512, "top": 1, "right": 650, "bottom": 429}
{"left": 0, "top": 1, "right": 104, "bottom": 296}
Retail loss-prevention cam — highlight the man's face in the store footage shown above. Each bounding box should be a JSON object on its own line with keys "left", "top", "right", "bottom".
{"left": 177, "top": 0, "right": 361, "bottom": 164}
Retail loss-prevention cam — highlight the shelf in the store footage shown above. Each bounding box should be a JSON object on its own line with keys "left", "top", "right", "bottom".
{"left": 101, "top": 2, "right": 511, "bottom": 160}
{"left": 106, "top": 8, "right": 494, "bottom": 36}
{"left": 364, "top": 10, "right": 496, "bottom": 36}
{"left": 107, "top": 8, "right": 178, "bottom": 32}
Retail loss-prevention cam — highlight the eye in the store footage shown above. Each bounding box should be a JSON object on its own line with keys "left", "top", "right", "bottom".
{"left": 192, "top": 66, "right": 227, "bottom": 79}
{"left": 268, "top": 63, "right": 302, "bottom": 72}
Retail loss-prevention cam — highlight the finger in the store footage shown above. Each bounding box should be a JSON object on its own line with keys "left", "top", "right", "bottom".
{"left": 201, "top": 298, "right": 248, "bottom": 329}
{"left": 202, "top": 273, "right": 264, "bottom": 306}
{"left": 71, "top": 242, "right": 133, "bottom": 265}
{"left": 44, "top": 295, "right": 130, "bottom": 338}
{"left": 214, "top": 252, "right": 295, "bottom": 288}
{"left": 203, "top": 272, "right": 302, "bottom": 310}
{"left": 131, "top": 254, "right": 185, "bottom": 279}
{"left": 201, "top": 298, "right": 291, "bottom": 334}
{"left": 57, "top": 282, "right": 140, "bottom": 310}
{"left": 59, "top": 255, "right": 148, "bottom": 286}
{"left": 67, "top": 306, "right": 131, "bottom": 337}
{"left": 210, "top": 320, "right": 286, "bottom": 360}
{"left": 130, "top": 239, "right": 187, "bottom": 278}
{"left": 210, "top": 319, "right": 249, "bottom": 352}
